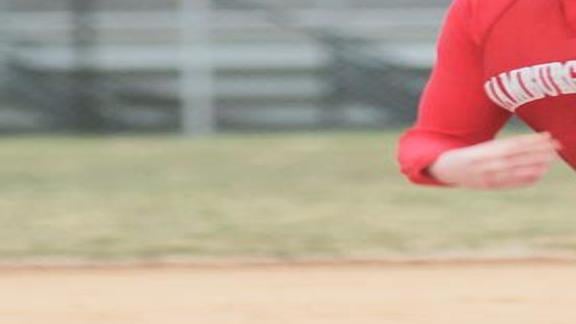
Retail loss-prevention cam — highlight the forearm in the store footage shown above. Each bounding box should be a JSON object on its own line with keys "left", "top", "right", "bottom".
{"left": 401, "top": 132, "right": 560, "bottom": 190}
{"left": 397, "top": 129, "right": 478, "bottom": 186}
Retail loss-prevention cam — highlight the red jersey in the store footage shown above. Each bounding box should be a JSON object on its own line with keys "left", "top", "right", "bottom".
{"left": 398, "top": 0, "right": 576, "bottom": 185}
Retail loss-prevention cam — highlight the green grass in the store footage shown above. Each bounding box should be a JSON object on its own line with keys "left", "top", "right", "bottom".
{"left": 0, "top": 131, "right": 574, "bottom": 260}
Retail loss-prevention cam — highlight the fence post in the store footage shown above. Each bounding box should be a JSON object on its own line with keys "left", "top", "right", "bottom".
{"left": 0, "top": 0, "right": 8, "bottom": 88}
{"left": 68, "top": 0, "right": 105, "bottom": 132}
{"left": 180, "top": 0, "right": 215, "bottom": 135}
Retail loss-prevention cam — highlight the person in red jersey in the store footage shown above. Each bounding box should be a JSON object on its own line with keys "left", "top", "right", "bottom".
{"left": 396, "top": 0, "right": 576, "bottom": 189}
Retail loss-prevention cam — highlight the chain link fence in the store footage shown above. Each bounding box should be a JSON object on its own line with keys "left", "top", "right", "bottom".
{"left": 0, "top": 0, "right": 448, "bottom": 133}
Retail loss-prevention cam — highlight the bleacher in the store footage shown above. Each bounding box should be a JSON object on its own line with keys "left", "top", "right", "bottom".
{"left": 0, "top": 0, "right": 449, "bottom": 130}
{"left": 8, "top": 0, "right": 451, "bottom": 11}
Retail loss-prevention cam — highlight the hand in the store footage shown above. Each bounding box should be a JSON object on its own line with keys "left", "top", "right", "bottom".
{"left": 428, "top": 132, "right": 561, "bottom": 190}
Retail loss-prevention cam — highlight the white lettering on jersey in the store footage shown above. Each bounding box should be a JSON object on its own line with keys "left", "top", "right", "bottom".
{"left": 485, "top": 60, "right": 576, "bottom": 111}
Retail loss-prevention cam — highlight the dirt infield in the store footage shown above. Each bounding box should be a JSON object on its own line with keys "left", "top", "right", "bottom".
{"left": 1, "top": 262, "right": 575, "bottom": 324}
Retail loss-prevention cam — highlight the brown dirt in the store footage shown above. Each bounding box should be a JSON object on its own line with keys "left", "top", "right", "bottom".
{"left": 1, "top": 262, "right": 575, "bottom": 324}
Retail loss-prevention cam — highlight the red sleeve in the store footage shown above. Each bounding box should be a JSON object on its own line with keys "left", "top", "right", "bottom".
{"left": 397, "top": 0, "right": 512, "bottom": 186}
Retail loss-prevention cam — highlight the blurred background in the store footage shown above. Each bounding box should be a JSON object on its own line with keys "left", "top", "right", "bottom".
{"left": 0, "top": 0, "right": 449, "bottom": 134}
{"left": 0, "top": 0, "right": 574, "bottom": 262}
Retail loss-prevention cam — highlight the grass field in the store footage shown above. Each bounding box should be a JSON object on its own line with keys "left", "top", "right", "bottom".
{"left": 0, "top": 131, "right": 574, "bottom": 260}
